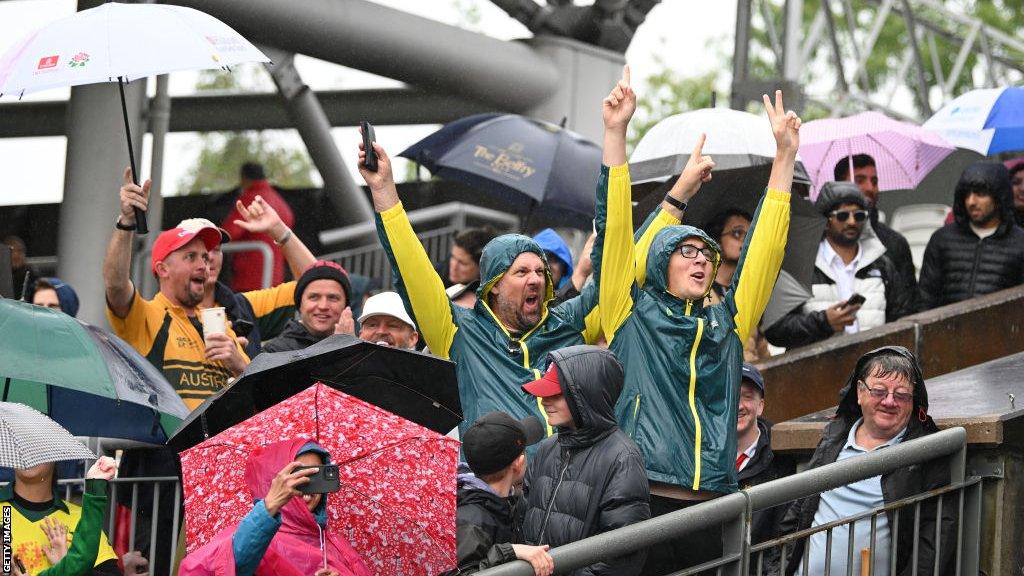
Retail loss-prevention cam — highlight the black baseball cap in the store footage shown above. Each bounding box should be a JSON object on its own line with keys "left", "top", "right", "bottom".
{"left": 463, "top": 412, "right": 545, "bottom": 476}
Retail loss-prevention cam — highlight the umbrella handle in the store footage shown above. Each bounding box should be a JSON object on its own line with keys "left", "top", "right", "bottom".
{"left": 118, "top": 77, "right": 148, "bottom": 235}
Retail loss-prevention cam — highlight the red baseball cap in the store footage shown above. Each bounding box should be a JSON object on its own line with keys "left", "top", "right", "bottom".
{"left": 522, "top": 362, "right": 562, "bottom": 398}
{"left": 151, "top": 226, "right": 222, "bottom": 273}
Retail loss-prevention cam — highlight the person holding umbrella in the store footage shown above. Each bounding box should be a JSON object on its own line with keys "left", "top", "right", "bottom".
{"left": 178, "top": 438, "right": 370, "bottom": 576}
{"left": 592, "top": 78, "right": 800, "bottom": 573}
{"left": 356, "top": 67, "right": 694, "bottom": 437}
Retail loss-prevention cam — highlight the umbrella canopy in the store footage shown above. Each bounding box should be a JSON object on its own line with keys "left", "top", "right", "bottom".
{"left": 0, "top": 300, "right": 190, "bottom": 445}
{"left": 0, "top": 1, "right": 270, "bottom": 234}
{"left": 399, "top": 113, "right": 602, "bottom": 227}
{"left": 0, "top": 402, "right": 97, "bottom": 469}
{"left": 179, "top": 382, "right": 458, "bottom": 576}
{"left": 0, "top": 2, "right": 269, "bottom": 96}
{"left": 630, "top": 108, "right": 801, "bottom": 183}
{"left": 761, "top": 270, "right": 814, "bottom": 331}
{"left": 923, "top": 87, "right": 1024, "bottom": 155}
{"left": 168, "top": 334, "right": 461, "bottom": 451}
{"left": 800, "top": 111, "right": 956, "bottom": 200}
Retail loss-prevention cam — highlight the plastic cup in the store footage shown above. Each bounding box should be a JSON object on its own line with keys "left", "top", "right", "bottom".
{"left": 200, "top": 307, "right": 226, "bottom": 338}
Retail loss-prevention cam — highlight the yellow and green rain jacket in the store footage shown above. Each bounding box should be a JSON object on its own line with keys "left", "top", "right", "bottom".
{"left": 595, "top": 163, "right": 790, "bottom": 494}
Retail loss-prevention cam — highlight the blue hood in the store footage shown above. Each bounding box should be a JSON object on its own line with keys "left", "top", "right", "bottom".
{"left": 532, "top": 229, "right": 574, "bottom": 289}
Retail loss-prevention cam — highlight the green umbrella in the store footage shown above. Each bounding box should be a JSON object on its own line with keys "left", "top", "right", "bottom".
{"left": 0, "top": 299, "right": 189, "bottom": 445}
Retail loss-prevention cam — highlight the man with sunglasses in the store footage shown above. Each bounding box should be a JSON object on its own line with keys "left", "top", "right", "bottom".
{"left": 780, "top": 346, "right": 955, "bottom": 576}
{"left": 765, "top": 181, "right": 913, "bottom": 350}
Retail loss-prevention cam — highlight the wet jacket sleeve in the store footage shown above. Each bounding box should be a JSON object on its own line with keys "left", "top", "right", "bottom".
{"left": 574, "top": 450, "right": 650, "bottom": 576}
{"left": 592, "top": 164, "right": 681, "bottom": 343}
{"left": 444, "top": 524, "right": 517, "bottom": 575}
{"left": 376, "top": 202, "right": 458, "bottom": 358}
{"left": 232, "top": 500, "right": 281, "bottom": 576}
{"left": 39, "top": 480, "right": 109, "bottom": 576}
{"left": 916, "top": 232, "right": 943, "bottom": 311}
{"left": 725, "top": 189, "right": 791, "bottom": 343}
{"left": 763, "top": 308, "right": 833, "bottom": 349}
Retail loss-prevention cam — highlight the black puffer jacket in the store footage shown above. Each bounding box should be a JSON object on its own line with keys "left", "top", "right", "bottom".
{"left": 738, "top": 418, "right": 795, "bottom": 575}
{"left": 780, "top": 346, "right": 957, "bottom": 576}
{"left": 521, "top": 346, "right": 650, "bottom": 576}
{"left": 444, "top": 468, "right": 522, "bottom": 575}
{"left": 262, "top": 317, "right": 322, "bottom": 353}
{"left": 918, "top": 161, "right": 1024, "bottom": 310}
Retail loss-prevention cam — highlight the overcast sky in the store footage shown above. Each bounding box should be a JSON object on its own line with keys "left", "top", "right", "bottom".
{"left": 0, "top": 0, "right": 736, "bottom": 206}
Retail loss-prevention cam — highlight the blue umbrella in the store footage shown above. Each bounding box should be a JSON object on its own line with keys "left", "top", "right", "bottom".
{"left": 400, "top": 113, "right": 601, "bottom": 226}
{"left": 924, "top": 87, "right": 1024, "bottom": 155}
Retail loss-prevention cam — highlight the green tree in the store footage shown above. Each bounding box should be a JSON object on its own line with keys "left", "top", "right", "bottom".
{"left": 176, "top": 66, "right": 317, "bottom": 194}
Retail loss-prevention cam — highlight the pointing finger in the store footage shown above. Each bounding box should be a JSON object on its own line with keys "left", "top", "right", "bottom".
{"left": 692, "top": 133, "right": 707, "bottom": 157}
{"left": 623, "top": 64, "right": 631, "bottom": 86}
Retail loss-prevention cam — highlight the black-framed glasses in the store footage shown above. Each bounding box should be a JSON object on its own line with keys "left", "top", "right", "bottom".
{"left": 725, "top": 227, "right": 748, "bottom": 241}
{"left": 677, "top": 244, "right": 716, "bottom": 260}
{"left": 858, "top": 380, "right": 913, "bottom": 403}
{"left": 829, "top": 210, "right": 869, "bottom": 223}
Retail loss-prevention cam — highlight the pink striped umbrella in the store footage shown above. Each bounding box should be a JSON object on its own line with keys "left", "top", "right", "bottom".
{"left": 800, "top": 111, "right": 955, "bottom": 200}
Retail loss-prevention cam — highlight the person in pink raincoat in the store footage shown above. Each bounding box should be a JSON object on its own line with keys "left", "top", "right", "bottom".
{"left": 179, "top": 438, "right": 371, "bottom": 576}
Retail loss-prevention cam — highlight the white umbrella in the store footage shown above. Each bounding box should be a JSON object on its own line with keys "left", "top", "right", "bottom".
{"left": 0, "top": 402, "right": 96, "bottom": 469}
{"left": 0, "top": 2, "right": 270, "bottom": 233}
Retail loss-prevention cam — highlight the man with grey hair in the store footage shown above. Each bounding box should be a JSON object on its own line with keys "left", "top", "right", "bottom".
{"left": 780, "top": 346, "right": 956, "bottom": 576}
{"left": 765, "top": 182, "right": 914, "bottom": 350}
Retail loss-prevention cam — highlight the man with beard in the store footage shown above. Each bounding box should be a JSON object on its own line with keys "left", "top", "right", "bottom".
{"left": 105, "top": 168, "right": 249, "bottom": 410}
{"left": 764, "top": 181, "right": 913, "bottom": 350}
{"left": 834, "top": 155, "right": 917, "bottom": 311}
{"left": 918, "top": 161, "right": 1024, "bottom": 310}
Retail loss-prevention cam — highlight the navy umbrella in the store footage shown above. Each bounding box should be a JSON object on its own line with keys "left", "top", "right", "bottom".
{"left": 400, "top": 113, "right": 602, "bottom": 227}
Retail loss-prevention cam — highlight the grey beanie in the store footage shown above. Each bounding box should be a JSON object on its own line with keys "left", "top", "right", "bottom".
{"left": 816, "top": 181, "right": 867, "bottom": 215}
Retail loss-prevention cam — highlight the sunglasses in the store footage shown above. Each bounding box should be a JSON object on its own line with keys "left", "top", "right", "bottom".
{"left": 829, "top": 210, "right": 869, "bottom": 223}
{"left": 858, "top": 381, "right": 914, "bottom": 403}
{"left": 677, "top": 244, "right": 716, "bottom": 260}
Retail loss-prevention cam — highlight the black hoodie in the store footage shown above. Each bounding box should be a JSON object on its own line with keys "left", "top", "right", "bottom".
{"left": 918, "top": 161, "right": 1024, "bottom": 310}
{"left": 780, "top": 346, "right": 957, "bottom": 576}
{"left": 521, "top": 346, "right": 650, "bottom": 576}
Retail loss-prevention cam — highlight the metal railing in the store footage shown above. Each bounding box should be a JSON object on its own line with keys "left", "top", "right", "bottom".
{"left": 320, "top": 226, "right": 458, "bottom": 289}
{"left": 478, "top": 427, "right": 979, "bottom": 576}
{"left": 48, "top": 475, "right": 182, "bottom": 575}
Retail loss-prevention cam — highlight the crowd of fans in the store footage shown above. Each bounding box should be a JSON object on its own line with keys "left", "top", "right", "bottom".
{"left": 3, "top": 64, "right": 1023, "bottom": 576}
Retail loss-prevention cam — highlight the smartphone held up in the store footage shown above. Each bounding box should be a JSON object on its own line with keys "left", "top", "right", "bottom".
{"left": 360, "top": 121, "right": 378, "bottom": 172}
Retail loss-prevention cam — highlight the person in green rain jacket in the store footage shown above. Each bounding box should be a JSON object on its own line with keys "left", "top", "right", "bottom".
{"left": 594, "top": 84, "right": 802, "bottom": 497}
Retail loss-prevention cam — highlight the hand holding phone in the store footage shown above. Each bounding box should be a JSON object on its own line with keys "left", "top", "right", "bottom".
{"left": 844, "top": 293, "right": 866, "bottom": 308}
{"left": 295, "top": 464, "right": 341, "bottom": 494}
{"left": 360, "top": 121, "right": 378, "bottom": 172}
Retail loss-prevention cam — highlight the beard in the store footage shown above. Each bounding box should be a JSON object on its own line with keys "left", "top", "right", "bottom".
{"left": 827, "top": 227, "right": 861, "bottom": 247}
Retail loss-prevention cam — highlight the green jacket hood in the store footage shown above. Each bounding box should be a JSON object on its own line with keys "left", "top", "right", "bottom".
{"left": 477, "top": 234, "right": 554, "bottom": 305}
{"left": 645, "top": 225, "right": 722, "bottom": 298}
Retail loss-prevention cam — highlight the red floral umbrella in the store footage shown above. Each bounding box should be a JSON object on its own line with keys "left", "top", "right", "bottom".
{"left": 179, "top": 382, "right": 459, "bottom": 576}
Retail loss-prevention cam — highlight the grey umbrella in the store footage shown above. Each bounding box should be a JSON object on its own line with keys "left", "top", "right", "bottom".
{"left": 0, "top": 402, "right": 96, "bottom": 469}
{"left": 761, "top": 270, "right": 814, "bottom": 331}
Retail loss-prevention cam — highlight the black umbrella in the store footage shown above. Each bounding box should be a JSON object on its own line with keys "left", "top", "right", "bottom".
{"left": 168, "top": 335, "right": 461, "bottom": 451}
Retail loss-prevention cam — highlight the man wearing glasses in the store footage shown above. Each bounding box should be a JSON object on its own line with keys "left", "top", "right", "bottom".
{"left": 780, "top": 346, "right": 955, "bottom": 576}
{"left": 765, "top": 181, "right": 914, "bottom": 350}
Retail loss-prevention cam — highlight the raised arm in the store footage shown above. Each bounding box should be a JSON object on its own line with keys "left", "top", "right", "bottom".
{"left": 103, "top": 168, "right": 149, "bottom": 319}
{"left": 358, "top": 141, "right": 458, "bottom": 358}
{"left": 727, "top": 91, "right": 800, "bottom": 343}
{"left": 231, "top": 195, "right": 316, "bottom": 278}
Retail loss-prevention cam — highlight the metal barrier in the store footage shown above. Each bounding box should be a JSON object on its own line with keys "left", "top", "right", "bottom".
{"left": 320, "top": 225, "right": 458, "bottom": 288}
{"left": 477, "top": 427, "right": 980, "bottom": 576}
{"left": 52, "top": 475, "right": 182, "bottom": 574}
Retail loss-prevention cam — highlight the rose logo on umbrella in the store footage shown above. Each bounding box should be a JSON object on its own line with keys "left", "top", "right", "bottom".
{"left": 67, "top": 52, "right": 89, "bottom": 68}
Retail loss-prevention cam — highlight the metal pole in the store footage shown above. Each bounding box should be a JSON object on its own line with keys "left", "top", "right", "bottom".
{"left": 165, "top": 0, "right": 558, "bottom": 111}
{"left": 730, "top": 0, "right": 753, "bottom": 110}
{"left": 141, "top": 74, "right": 170, "bottom": 297}
{"left": 898, "top": 0, "right": 933, "bottom": 116}
{"left": 263, "top": 48, "right": 373, "bottom": 229}
{"left": 783, "top": 0, "right": 804, "bottom": 81}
